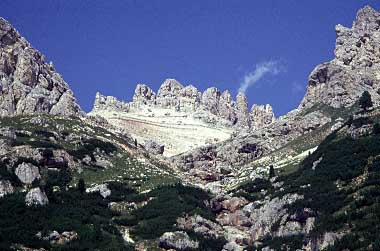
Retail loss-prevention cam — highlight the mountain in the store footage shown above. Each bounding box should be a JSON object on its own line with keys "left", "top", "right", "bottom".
{"left": 1, "top": 5, "right": 380, "bottom": 251}
{"left": 0, "top": 17, "right": 81, "bottom": 116}
{"left": 171, "top": 5, "right": 380, "bottom": 189}
{"left": 89, "top": 79, "right": 275, "bottom": 156}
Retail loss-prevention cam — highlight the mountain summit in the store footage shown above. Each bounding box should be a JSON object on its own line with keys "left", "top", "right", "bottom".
{"left": 0, "top": 17, "right": 81, "bottom": 116}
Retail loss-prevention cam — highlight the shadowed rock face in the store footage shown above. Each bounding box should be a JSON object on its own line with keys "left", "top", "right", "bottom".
{"left": 300, "top": 6, "right": 380, "bottom": 109}
{"left": 0, "top": 17, "right": 82, "bottom": 117}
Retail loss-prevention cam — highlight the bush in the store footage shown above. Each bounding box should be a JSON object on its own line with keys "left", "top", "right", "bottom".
{"left": 359, "top": 91, "right": 373, "bottom": 111}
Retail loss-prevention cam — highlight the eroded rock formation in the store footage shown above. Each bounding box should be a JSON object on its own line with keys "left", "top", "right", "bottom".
{"left": 0, "top": 18, "right": 82, "bottom": 117}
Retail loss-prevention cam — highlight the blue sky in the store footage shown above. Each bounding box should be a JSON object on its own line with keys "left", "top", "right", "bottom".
{"left": 1, "top": 1, "right": 380, "bottom": 115}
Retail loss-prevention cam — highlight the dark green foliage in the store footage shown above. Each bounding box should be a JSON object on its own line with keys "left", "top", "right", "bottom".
{"left": 274, "top": 123, "right": 380, "bottom": 250}
{"left": 0, "top": 188, "right": 130, "bottom": 251}
{"left": 106, "top": 181, "right": 144, "bottom": 203}
{"left": 359, "top": 91, "right": 373, "bottom": 111}
{"left": 68, "top": 138, "right": 117, "bottom": 160}
{"left": 77, "top": 178, "right": 85, "bottom": 193}
{"left": 130, "top": 183, "right": 214, "bottom": 239}
{"left": 373, "top": 122, "right": 380, "bottom": 134}
{"left": 33, "top": 130, "right": 56, "bottom": 139}
{"left": 233, "top": 178, "right": 272, "bottom": 201}
{"left": 187, "top": 231, "right": 227, "bottom": 251}
{"left": 258, "top": 235, "right": 305, "bottom": 251}
{"left": 351, "top": 116, "right": 372, "bottom": 128}
{"left": 269, "top": 164, "right": 275, "bottom": 179}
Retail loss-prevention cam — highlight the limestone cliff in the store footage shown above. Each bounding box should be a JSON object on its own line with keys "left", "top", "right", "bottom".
{"left": 300, "top": 6, "right": 380, "bottom": 109}
{"left": 0, "top": 18, "right": 82, "bottom": 116}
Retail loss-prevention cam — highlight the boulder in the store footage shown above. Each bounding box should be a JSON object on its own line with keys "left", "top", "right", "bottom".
{"left": 86, "top": 184, "right": 111, "bottom": 198}
{"left": 159, "top": 231, "right": 199, "bottom": 250}
{"left": 221, "top": 197, "right": 248, "bottom": 212}
{"left": 0, "top": 180, "right": 14, "bottom": 197}
{"left": 144, "top": 140, "right": 164, "bottom": 155}
{"left": 25, "top": 187, "right": 49, "bottom": 206}
{"left": 15, "top": 162, "right": 40, "bottom": 185}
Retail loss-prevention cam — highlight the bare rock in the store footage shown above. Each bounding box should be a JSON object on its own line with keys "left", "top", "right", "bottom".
{"left": 25, "top": 187, "right": 49, "bottom": 206}
{"left": 235, "top": 92, "right": 250, "bottom": 128}
{"left": 176, "top": 214, "right": 224, "bottom": 239}
{"left": 86, "top": 184, "right": 111, "bottom": 198}
{"left": 251, "top": 104, "right": 275, "bottom": 128}
{"left": 221, "top": 197, "right": 248, "bottom": 212}
{"left": 0, "top": 17, "right": 82, "bottom": 117}
{"left": 144, "top": 140, "right": 165, "bottom": 155}
{"left": 159, "top": 231, "right": 199, "bottom": 250}
{"left": 92, "top": 92, "right": 129, "bottom": 113}
{"left": 133, "top": 84, "right": 156, "bottom": 105}
{"left": 300, "top": 6, "right": 380, "bottom": 109}
{"left": 202, "top": 87, "right": 221, "bottom": 115}
{"left": 15, "top": 162, "right": 40, "bottom": 185}
{"left": 156, "top": 79, "right": 184, "bottom": 108}
{"left": 0, "top": 180, "right": 14, "bottom": 197}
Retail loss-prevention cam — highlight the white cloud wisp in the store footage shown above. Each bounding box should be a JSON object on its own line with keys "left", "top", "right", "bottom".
{"left": 238, "top": 60, "right": 283, "bottom": 93}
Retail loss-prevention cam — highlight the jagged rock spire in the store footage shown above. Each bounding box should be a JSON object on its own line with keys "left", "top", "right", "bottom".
{"left": 0, "top": 17, "right": 82, "bottom": 116}
{"left": 91, "top": 78, "right": 276, "bottom": 129}
{"left": 300, "top": 6, "right": 380, "bottom": 109}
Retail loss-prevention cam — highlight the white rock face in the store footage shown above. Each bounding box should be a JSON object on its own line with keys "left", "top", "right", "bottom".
{"left": 133, "top": 84, "right": 156, "bottom": 105}
{"left": 251, "top": 104, "right": 275, "bottom": 128}
{"left": 15, "top": 162, "right": 40, "bottom": 185}
{"left": 89, "top": 79, "right": 276, "bottom": 156}
{"left": 92, "top": 92, "right": 129, "bottom": 113}
{"left": 86, "top": 184, "right": 111, "bottom": 198}
{"left": 236, "top": 92, "right": 250, "bottom": 128}
{"left": 25, "top": 187, "right": 49, "bottom": 206}
{"left": 0, "top": 17, "right": 82, "bottom": 116}
{"left": 159, "top": 231, "right": 199, "bottom": 250}
{"left": 300, "top": 6, "right": 380, "bottom": 109}
{"left": 0, "top": 180, "right": 14, "bottom": 197}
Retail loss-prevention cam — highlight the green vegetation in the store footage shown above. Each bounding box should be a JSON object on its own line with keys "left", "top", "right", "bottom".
{"left": 232, "top": 178, "right": 273, "bottom": 201}
{"left": 272, "top": 116, "right": 380, "bottom": 250}
{"left": 123, "top": 183, "right": 214, "bottom": 239}
{"left": 359, "top": 90, "right": 373, "bottom": 111}
{"left": 0, "top": 188, "right": 132, "bottom": 251}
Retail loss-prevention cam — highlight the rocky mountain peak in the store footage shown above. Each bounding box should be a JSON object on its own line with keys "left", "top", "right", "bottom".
{"left": 92, "top": 92, "right": 129, "bottom": 113}
{"left": 236, "top": 92, "right": 250, "bottom": 127}
{"left": 353, "top": 5, "right": 380, "bottom": 34}
{"left": 133, "top": 84, "right": 156, "bottom": 105}
{"left": 300, "top": 6, "right": 380, "bottom": 109}
{"left": 0, "top": 17, "right": 82, "bottom": 117}
{"left": 157, "top": 78, "right": 184, "bottom": 97}
{"left": 250, "top": 104, "right": 275, "bottom": 128}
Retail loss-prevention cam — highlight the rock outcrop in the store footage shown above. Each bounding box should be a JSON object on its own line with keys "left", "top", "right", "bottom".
{"left": 25, "top": 187, "right": 49, "bottom": 206}
{"left": 92, "top": 92, "right": 129, "bottom": 113}
{"left": 15, "top": 162, "right": 41, "bottom": 185}
{"left": 300, "top": 6, "right": 380, "bottom": 109}
{"left": 91, "top": 79, "right": 276, "bottom": 130}
{"left": 144, "top": 140, "right": 165, "bottom": 155}
{"left": 0, "top": 180, "right": 14, "bottom": 197}
{"left": 159, "top": 231, "right": 199, "bottom": 250}
{"left": 86, "top": 184, "right": 111, "bottom": 198}
{"left": 251, "top": 104, "right": 275, "bottom": 128}
{"left": 132, "top": 84, "right": 156, "bottom": 106}
{"left": 0, "top": 17, "right": 82, "bottom": 117}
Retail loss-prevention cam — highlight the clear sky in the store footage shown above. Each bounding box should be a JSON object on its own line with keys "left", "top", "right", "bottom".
{"left": 1, "top": 1, "right": 380, "bottom": 115}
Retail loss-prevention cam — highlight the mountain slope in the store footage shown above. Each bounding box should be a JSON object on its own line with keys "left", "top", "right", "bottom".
{"left": 170, "top": 5, "right": 380, "bottom": 190}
